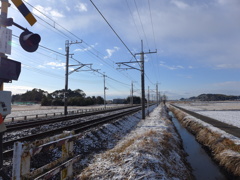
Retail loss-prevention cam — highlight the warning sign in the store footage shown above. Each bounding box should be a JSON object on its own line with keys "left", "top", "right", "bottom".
{"left": 0, "top": 27, "right": 12, "bottom": 55}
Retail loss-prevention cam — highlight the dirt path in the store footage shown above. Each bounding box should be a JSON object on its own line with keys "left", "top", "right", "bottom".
{"left": 172, "top": 105, "right": 240, "bottom": 138}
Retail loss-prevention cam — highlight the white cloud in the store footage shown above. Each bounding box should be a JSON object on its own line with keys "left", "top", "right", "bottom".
{"left": 46, "top": 62, "right": 65, "bottom": 67}
{"left": 33, "top": 5, "right": 64, "bottom": 20}
{"left": 215, "top": 64, "right": 240, "bottom": 69}
{"left": 75, "top": 3, "right": 88, "bottom": 12}
{"left": 37, "top": 65, "right": 46, "bottom": 68}
{"left": 74, "top": 43, "right": 98, "bottom": 52}
{"left": 5, "top": 85, "right": 34, "bottom": 95}
{"left": 159, "top": 63, "right": 184, "bottom": 70}
{"left": 104, "top": 47, "right": 120, "bottom": 59}
{"left": 171, "top": 0, "right": 189, "bottom": 9}
{"left": 66, "top": 6, "right": 71, "bottom": 12}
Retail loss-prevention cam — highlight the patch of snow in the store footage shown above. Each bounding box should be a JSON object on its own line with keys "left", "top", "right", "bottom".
{"left": 76, "top": 105, "right": 193, "bottom": 180}
{"left": 175, "top": 102, "right": 240, "bottom": 128}
{"left": 195, "top": 111, "right": 240, "bottom": 128}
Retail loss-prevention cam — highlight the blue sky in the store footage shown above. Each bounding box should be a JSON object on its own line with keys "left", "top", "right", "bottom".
{"left": 4, "top": 0, "right": 240, "bottom": 100}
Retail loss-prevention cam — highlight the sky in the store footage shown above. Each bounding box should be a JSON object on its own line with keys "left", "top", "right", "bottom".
{"left": 3, "top": 0, "right": 240, "bottom": 100}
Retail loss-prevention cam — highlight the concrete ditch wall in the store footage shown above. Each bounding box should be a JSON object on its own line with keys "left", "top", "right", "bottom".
{"left": 169, "top": 104, "right": 240, "bottom": 177}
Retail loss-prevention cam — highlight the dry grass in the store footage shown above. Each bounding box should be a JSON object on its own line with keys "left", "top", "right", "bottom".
{"left": 215, "top": 150, "right": 240, "bottom": 176}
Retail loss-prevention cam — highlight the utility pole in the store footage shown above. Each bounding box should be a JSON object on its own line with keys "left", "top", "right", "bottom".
{"left": 147, "top": 86, "right": 150, "bottom": 116}
{"left": 156, "top": 83, "right": 158, "bottom": 105}
{"left": 103, "top": 73, "right": 108, "bottom": 109}
{"left": 117, "top": 40, "right": 157, "bottom": 119}
{"left": 131, "top": 81, "right": 133, "bottom": 106}
{"left": 64, "top": 40, "right": 82, "bottom": 115}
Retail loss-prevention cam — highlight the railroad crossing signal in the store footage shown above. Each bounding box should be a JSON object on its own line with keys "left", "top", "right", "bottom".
{"left": 19, "top": 30, "right": 41, "bottom": 52}
{"left": 11, "top": 0, "right": 37, "bottom": 26}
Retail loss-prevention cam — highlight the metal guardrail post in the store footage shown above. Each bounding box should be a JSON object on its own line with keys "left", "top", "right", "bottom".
{"left": 12, "top": 142, "right": 28, "bottom": 180}
{"left": 61, "top": 140, "right": 74, "bottom": 179}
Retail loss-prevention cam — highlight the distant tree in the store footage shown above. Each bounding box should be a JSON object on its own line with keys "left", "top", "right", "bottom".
{"left": 41, "top": 96, "right": 52, "bottom": 106}
{"left": 126, "top": 96, "right": 141, "bottom": 104}
{"left": 12, "top": 88, "right": 48, "bottom": 103}
{"left": 96, "top": 96, "right": 104, "bottom": 104}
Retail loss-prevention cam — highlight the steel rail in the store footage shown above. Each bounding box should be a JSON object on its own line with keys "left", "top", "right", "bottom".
{"left": 3, "top": 106, "right": 143, "bottom": 157}
{"left": 6, "top": 105, "right": 138, "bottom": 132}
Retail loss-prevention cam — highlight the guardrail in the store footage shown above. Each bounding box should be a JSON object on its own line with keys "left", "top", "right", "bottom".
{"left": 6, "top": 106, "right": 118, "bottom": 122}
{"left": 12, "top": 131, "right": 83, "bottom": 180}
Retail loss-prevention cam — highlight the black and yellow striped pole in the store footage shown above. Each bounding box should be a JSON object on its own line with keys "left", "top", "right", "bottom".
{"left": 11, "top": 0, "right": 36, "bottom": 26}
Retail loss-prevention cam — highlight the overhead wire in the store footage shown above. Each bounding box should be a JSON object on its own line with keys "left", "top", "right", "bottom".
{"left": 133, "top": 0, "right": 150, "bottom": 49}
{"left": 12, "top": 1, "right": 143, "bottom": 95}
{"left": 89, "top": 0, "right": 140, "bottom": 67}
{"left": 147, "top": 0, "right": 161, "bottom": 82}
{"left": 125, "top": 0, "right": 141, "bottom": 41}
{"left": 23, "top": 0, "right": 139, "bottom": 84}
{"left": 132, "top": 0, "right": 159, "bottom": 87}
{"left": 13, "top": 34, "right": 131, "bottom": 89}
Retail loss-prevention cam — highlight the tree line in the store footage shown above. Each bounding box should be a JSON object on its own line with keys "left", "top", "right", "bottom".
{"left": 12, "top": 88, "right": 105, "bottom": 106}
{"left": 180, "top": 93, "right": 240, "bottom": 101}
{"left": 12, "top": 88, "right": 143, "bottom": 106}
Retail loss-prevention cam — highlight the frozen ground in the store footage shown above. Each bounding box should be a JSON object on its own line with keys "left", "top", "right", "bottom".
{"left": 5, "top": 104, "right": 125, "bottom": 122}
{"left": 76, "top": 105, "right": 193, "bottom": 180}
{"left": 3, "top": 104, "right": 193, "bottom": 179}
{"left": 174, "top": 102, "right": 240, "bottom": 128}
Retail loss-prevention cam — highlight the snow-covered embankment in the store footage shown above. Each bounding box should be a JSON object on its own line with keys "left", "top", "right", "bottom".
{"left": 76, "top": 104, "right": 193, "bottom": 179}
{"left": 169, "top": 105, "right": 240, "bottom": 177}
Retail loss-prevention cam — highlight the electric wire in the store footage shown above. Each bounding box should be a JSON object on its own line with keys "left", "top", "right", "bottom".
{"left": 21, "top": 1, "right": 139, "bottom": 84}
{"left": 89, "top": 0, "right": 140, "bottom": 66}
{"left": 133, "top": 0, "right": 150, "bottom": 49}
{"left": 13, "top": 35, "right": 132, "bottom": 89}
{"left": 147, "top": 0, "right": 161, "bottom": 83}
{"left": 11, "top": 1, "right": 143, "bottom": 95}
{"left": 125, "top": 0, "right": 141, "bottom": 41}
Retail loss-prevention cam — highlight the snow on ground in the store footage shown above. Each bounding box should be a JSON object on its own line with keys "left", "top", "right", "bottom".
{"left": 174, "top": 102, "right": 240, "bottom": 128}
{"left": 195, "top": 111, "right": 240, "bottom": 128}
{"left": 76, "top": 105, "right": 193, "bottom": 180}
{"left": 5, "top": 104, "right": 125, "bottom": 122}
{"left": 2, "top": 104, "right": 193, "bottom": 179}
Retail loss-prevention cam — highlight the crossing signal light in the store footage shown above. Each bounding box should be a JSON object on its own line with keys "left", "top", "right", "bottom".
{"left": 19, "top": 30, "right": 41, "bottom": 52}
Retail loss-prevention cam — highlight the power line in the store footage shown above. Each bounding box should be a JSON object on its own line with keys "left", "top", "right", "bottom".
{"left": 21, "top": 1, "right": 139, "bottom": 84}
{"left": 133, "top": 0, "right": 149, "bottom": 49}
{"left": 89, "top": 0, "right": 139, "bottom": 65}
{"left": 13, "top": 34, "right": 133, "bottom": 88}
{"left": 125, "top": 0, "right": 141, "bottom": 41}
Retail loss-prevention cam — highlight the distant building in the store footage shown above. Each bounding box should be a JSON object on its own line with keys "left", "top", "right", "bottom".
{"left": 112, "top": 99, "right": 126, "bottom": 104}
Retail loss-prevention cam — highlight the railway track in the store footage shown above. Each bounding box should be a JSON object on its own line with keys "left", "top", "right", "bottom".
{"left": 5, "top": 105, "right": 137, "bottom": 132}
{"left": 3, "top": 105, "right": 143, "bottom": 157}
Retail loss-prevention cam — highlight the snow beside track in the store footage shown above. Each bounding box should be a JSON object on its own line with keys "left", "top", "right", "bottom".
{"left": 76, "top": 105, "right": 192, "bottom": 180}
{"left": 174, "top": 102, "right": 240, "bottom": 128}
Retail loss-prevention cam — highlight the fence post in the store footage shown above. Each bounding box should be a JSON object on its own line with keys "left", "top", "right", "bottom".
{"left": 12, "top": 142, "right": 26, "bottom": 180}
{"left": 61, "top": 140, "right": 74, "bottom": 179}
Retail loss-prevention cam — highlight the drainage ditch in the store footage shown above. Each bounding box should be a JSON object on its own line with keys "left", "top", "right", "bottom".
{"left": 170, "top": 112, "right": 228, "bottom": 180}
